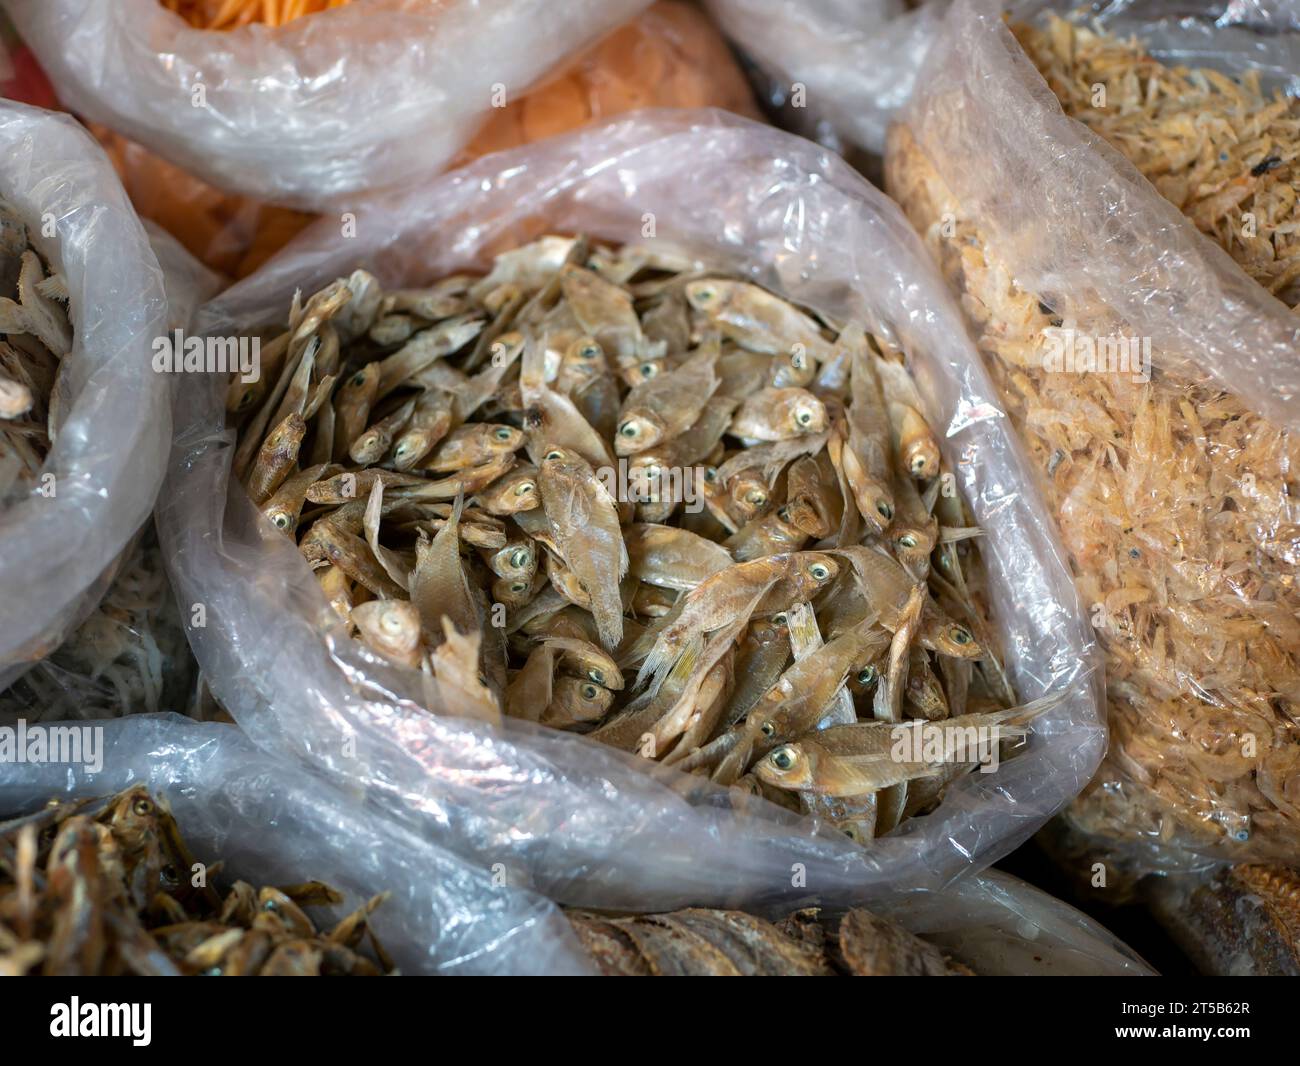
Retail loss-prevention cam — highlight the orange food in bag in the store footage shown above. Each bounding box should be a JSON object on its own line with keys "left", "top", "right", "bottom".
{"left": 161, "top": 0, "right": 352, "bottom": 29}
{"left": 94, "top": 2, "right": 758, "bottom": 277}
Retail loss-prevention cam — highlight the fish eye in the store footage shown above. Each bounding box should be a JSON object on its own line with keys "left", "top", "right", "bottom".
{"left": 796, "top": 410, "right": 813, "bottom": 426}
{"left": 704, "top": 467, "right": 717, "bottom": 482}
{"left": 514, "top": 481, "right": 535, "bottom": 496}
{"left": 791, "top": 352, "right": 806, "bottom": 369}
{"left": 580, "top": 344, "right": 600, "bottom": 359}
{"left": 911, "top": 455, "right": 928, "bottom": 474}
{"left": 510, "top": 548, "right": 529, "bottom": 567}
{"left": 582, "top": 684, "right": 599, "bottom": 699}
{"left": 160, "top": 864, "right": 179, "bottom": 887}
{"left": 745, "top": 490, "right": 767, "bottom": 505}
{"left": 587, "top": 669, "right": 604, "bottom": 684}
{"left": 809, "top": 563, "right": 830, "bottom": 580}
{"left": 856, "top": 666, "right": 877, "bottom": 686}
{"left": 619, "top": 421, "right": 640, "bottom": 438}
{"left": 897, "top": 534, "right": 917, "bottom": 549}
{"left": 770, "top": 747, "right": 796, "bottom": 771}
{"left": 132, "top": 798, "right": 154, "bottom": 817}
{"left": 876, "top": 501, "right": 893, "bottom": 520}
{"left": 760, "top": 722, "right": 775, "bottom": 738}
{"left": 771, "top": 612, "right": 788, "bottom": 626}
{"left": 350, "top": 372, "right": 366, "bottom": 386}
{"left": 951, "top": 627, "right": 972, "bottom": 645}
{"left": 544, "top": 449, "right": 564, "bottom": 461}
{"left": 493, "top": 427, "right": 513, "bottom": 441}
{"left": 272, "top": 513, "right": 291, "bottom": 529}
{"left": 639, "top": 363, "right": 657, "bottom": 378}
{"left": 510, "top": 582, "right": 527, "bottom": 593}
{"left": 695, "top": 288, "right": 714, "bottom": 302}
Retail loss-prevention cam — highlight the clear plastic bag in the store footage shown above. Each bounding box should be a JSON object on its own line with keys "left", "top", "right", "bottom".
{"left": 157, "top": 109, "right": 1104, "bottom": 913}
{"left": 886, "top": 0, "right": 1300, "bottom": 868}
{"left": 72, "top": 1, "right": 758, "bottom": 280}
{"left": 876, "top": 868, "right": 1153, "bottom": 975}
{"left": 0, "top": 713, "right": 591, "bottom": 975}
{"left": 0, "top": 0, "right": 650, "bottom": 210}
{"left": 0, "top": 713, "right": 1151, "bottom": 974}
{"left": 705, "top": 0, "right": 946, "bottom": 158}
{"left": 0, "top": 101, "right": 175, "bottom": 690}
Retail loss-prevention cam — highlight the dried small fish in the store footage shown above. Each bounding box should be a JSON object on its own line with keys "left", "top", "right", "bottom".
{"left": 224, "top": 237, "right": 1021, "bottom": 840}
{"left": 0, "top": 788, "right": 390, "bottom": 976}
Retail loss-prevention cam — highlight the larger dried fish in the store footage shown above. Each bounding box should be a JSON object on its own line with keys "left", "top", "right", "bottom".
{"left": 226, "top": 237, "right": 1023, "bottom": 842}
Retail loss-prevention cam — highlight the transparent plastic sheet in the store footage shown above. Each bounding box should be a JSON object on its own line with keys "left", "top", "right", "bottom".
{"left": 0, "top": 716, "right": 1151, "bottom": 975}
{"left": 0, "top": 523, "right": 197, "bottom": 723}
{"left": 0, "top": 101, "right": 172, "bottom": 691}
{"left": 0, "top": 215, "right": 219, "bottom": 720}
{"left": 0, "top": 713, "right": 592, "bottom": 975}
{"left": 0, "top": 0, "right": 650, "bottom": 211}
{"left": 68, "top": 1, "right": 759, "bottom": 281}
{"left": 875, "top": 868, "right": 1153, "bottom": 974}
{"left": 157, "top": 109, "right": 1104, "bottom": 915}
{"left": 705, "top": 0, "right": 947, "bottom": 158}
{"left": 886, "top": 0, "right": 1300, "bottom": 869}
{"left": 1020, "top": 0, "right": 1300, "bottom": 88}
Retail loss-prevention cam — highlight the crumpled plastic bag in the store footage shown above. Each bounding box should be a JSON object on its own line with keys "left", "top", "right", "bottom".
{"left": 0, "top": 0, "right": 650, "bottom": 210}
{"left": 0, "top": 713, "right": 590, "bottom": 975}
{"left": 73, "top": 0, "right": 758, "bottom": 280}
{"left": 0, "top": 712, "right": 1151, "bottom": 974}
{"left": 886, "top": 0, "right": 1300, "bottom": 870}
{"left": 157, "top": 108, "right": 1104, "bottom": 915}
{"left": 705, "top": 0, "right": 946, "bottom": 158}
{"left": 0, "top": 101, "right": 176, "bottom": 690}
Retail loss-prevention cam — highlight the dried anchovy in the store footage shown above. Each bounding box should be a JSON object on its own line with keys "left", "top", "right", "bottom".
{"left": 0, "top": 786, "right": 391, "bottom": 976}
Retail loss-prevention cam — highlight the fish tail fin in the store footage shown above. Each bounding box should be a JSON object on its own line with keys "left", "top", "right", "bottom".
{"left": 635, "top": 628, "right": 693, "bottom": 699}
{"left": 594, "top": 602, "right": 624, "bottom": 654}
{"left": 995, "top": 689, "right": 1066, "bottom": 728}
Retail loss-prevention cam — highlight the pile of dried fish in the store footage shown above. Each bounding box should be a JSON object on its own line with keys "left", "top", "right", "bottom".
{"left": 1019, "top": 15, "right": 1300, "bottom": 308}
{"left": 0, "top": 199, "right": 72, "bottom": 504}
{"left": 568, "top": 905, "right": 974, "bottom": 976}
{"left": 886, "top": 20, "right": 1300, "bottom": 858}
{"left": 0, "top": 786, "right": 391, "bottom": 976}
{"left": 228, "top": 234, "right": 1044, "bottom": 841}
